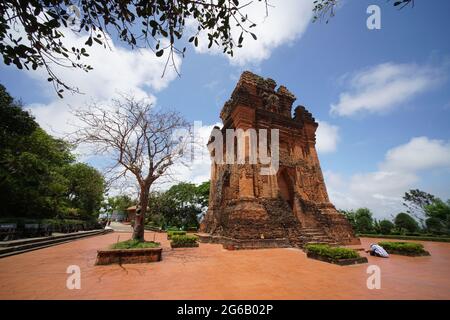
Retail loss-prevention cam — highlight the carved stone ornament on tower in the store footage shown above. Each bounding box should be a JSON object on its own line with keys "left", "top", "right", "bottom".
{"left": 199, "top": 71, "right": 360, "bottom": 249}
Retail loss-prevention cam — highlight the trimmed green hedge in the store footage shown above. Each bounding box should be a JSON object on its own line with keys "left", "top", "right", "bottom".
{"left": 304, "top": 244, "right": 359, "bottom": 260}
{"left": 167, "top": 230, "right": 186, "bottom": 239}
{"left": 378, "top": 241, "right": 429, "bottom": 255}
{"left": 358, "top": 234, "right": 450, "bottom": 243}
{"left": 0, "top": 217, "right": 101, "bottom": 232}
{"left": 171, "top": 234, "right": 198, "bottom": 246}
{"left": 110, "top": 239, "right": 160, "bottom": 249}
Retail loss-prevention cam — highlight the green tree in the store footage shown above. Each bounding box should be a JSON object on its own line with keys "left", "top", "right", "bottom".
{"left": 379, "top": 219, "right": 395, "bottom": 235}
{"left": 0, "top": 85, "right": 37, "bottom": 146}
{"left": 112, "top": 195, "right": 135, "bottom": 213}
{"left": 64, "top": 163, "right": 105, "bottom": 219}
{"left": 354, "top": 208, "right": 374, "bottom": 234}
{"left": 425, "top": 217, "right": 446, "bottom": 235}
{"left": 146, "top": 181, "right": 210, "bottom": 229}
{"left": 0, "top": 85, "right": 105, "bottom": 220}
{"left": 403, "top": 189, "right": 436, "bottom": 227}
{"left": 0, "top": 122, "right": 74, "bottom": 218}
{"left": 196, "top": 180, "right": 211, "bottom": 208}
{"left": 163, "top": 181, "right": 208, "bottom": 228}
{"left": 424, "top": 199, "right": 450, "bottom": 234}
{"left": 147, "top": 190, "right": 176, "bottom": 227}
{"left": 394, "top": 212, "right": 419, "bottom": 233}
{"left": 102, "top": 194, "right": 136, "bottom": 220}
{"left": 340, "top": 209, "right": 357, "bottom": 231}
{"left": 340, "top": 208, "right": 375, "bottom": 233}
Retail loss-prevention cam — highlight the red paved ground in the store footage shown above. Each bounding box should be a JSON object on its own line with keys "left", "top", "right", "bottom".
{"left": 0, "top": 232, "right": 449, "bottom": 299}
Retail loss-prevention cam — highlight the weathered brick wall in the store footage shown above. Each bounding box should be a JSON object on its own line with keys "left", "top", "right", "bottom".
{"left": 200, "top": 71, "right": 360, "bottom": 247}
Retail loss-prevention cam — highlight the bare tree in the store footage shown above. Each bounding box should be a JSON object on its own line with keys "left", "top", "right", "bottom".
{"left": 72, "top": 94, "right": 190, "bottom": 241}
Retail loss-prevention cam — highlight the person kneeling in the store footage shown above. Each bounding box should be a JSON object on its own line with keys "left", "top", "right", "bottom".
{"left": 366, "top": 243, "right": 389, "bottom": 258}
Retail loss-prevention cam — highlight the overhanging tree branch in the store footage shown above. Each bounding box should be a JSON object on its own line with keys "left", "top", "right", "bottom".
{"left": 1, "top": 0, "right": 269, "bottom": 97}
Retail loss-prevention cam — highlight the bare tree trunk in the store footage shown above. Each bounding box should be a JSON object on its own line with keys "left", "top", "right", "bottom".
{"left": 132, "top": 186, "right": 149, "bottom": 242}
{"left": 132, "top": 213, "right": 145, "bottom": 242}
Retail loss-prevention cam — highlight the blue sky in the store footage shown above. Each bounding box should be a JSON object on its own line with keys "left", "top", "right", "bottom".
{"left": 1, "top": 0, "right": 450, "bottom": 219}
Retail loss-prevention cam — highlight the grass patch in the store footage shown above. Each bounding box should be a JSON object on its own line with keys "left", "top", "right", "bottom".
{"left": 110, "top": 239, "right": 160, "bottom": 250}
{"left": 171, "top": 234, "right": 198, "bottom": 247}
{"left": 304, "top": 244, "right": 359, "bottom": 260}
{"left": 358, "top": 234, "right": 450, "bottom": 243}
{"left": 378, "top": 241, "right": 430, "bottom": 256}
{"left": 167, "top": 230, "right": 186, "bottom": 239}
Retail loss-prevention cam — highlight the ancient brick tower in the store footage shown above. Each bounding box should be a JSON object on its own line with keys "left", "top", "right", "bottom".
{"left": 200, "top": 71, "right": 359, "bottom": 248}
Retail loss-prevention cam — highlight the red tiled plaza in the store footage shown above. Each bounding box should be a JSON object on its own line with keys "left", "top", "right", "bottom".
{"left": 0, "top": 232, "right": 449, "bottom": 300}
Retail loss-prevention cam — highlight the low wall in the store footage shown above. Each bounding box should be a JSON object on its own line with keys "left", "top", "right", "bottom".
{"left": 170, "top": 243, "right": 199, "bottom": 248}
{"left": 197, "top": 233, "right": 290, "bottom": 250}
{"left": 306, "top": 251, "right": 368, "bottom": 266}
{"left": 95, "top": 247, "right": 162, "bottom": 265}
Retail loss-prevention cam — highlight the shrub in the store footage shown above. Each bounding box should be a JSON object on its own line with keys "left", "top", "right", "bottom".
{"left": 304, "top": 244, "right": 359, "bottom": 260}
{"left": 424, "top": 199, "right": 450, "bottom": 234}
{"left": 167, "top": 230, "right": 186, "bottom": 239}
{"left": 171, "top": 234, "right": 198, "bottom": 246}
{"left": 378, "top": 241, "right": 428, "bottom": 255}
{"left": 110, "top": 239, "right": 160, "bottom": 249}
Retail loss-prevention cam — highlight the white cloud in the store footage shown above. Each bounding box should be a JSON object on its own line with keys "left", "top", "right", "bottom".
{"left": 155, "top": 122, "right": 221, "bottom": 189}
{"left": 192, "top": 0, "right": 314, "bottom": 66}
{"left": 349, "top": 171, "right": 418, "bottom": 196}
{"left": 382, "top": 137, "right": 450, "bottom": 172}
{"left": 323, "top": 170, "right": 359, "bottom": 209}
{"left": 325, "top": 137, "right": 450, "bottom": 219}
{"left": 316, "top": 121, "right": 340, "bottom": 153}
{"left": 23, "top": 29, "right": 180, "bottom": 136}
{"left": 330, "top": 62, "right": 445, "bottom": 116}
